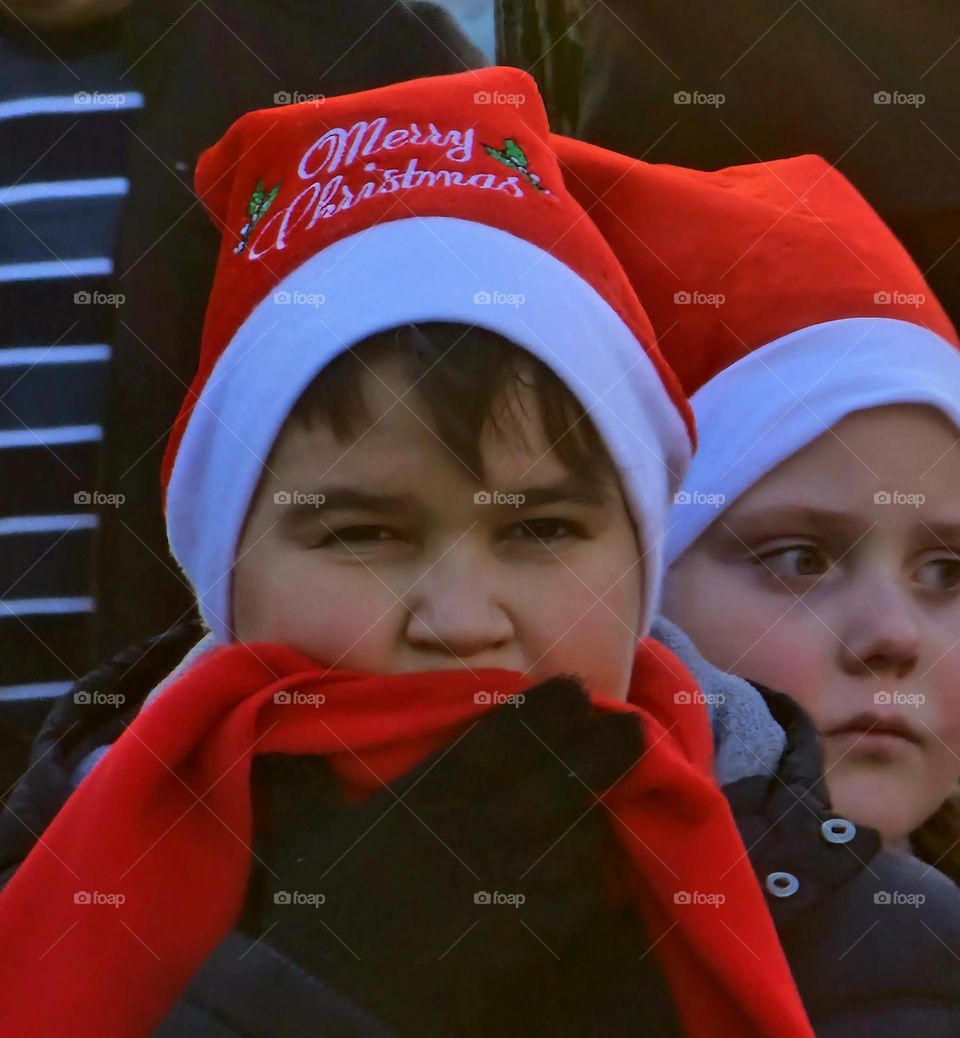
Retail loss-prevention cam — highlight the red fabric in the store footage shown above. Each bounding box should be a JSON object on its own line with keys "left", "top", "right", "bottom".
{"left": 552, "top": 133, "right": 959, "bottom": 397}
{"left": 160, "top": 67, "right": 694, "bottom": 502}
{"left": 0, "top": 641, "right": 813, "bottom": 1038}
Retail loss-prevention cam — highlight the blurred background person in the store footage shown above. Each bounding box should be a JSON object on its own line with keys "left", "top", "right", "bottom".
{"left": 499, "top": 0, "right": 959, "bottom": 329}
{"left": 1, "top": 0, "right": 139, "bottom": 789}
{"left": 0, "top": 0, "right": 487, "bottom": 789}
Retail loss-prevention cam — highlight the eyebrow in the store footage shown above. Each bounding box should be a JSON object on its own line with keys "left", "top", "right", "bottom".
{"left": 277, "top": 486, "right": 419, "bottom": 532}
{"left": 278, "top": 475, "right": 614, "bottom": 527}
{"left": 723, "top": 505, "right": 960, "bottom": 548}
{"left": 496, "top": 475, "right": 613, "bottom": 508}
{"left": 300, "top": 487, "right": 417, "bottom": 513}
{"left": 721, "top": 504, "right": 867, "bottom": 539}
{"left": 918, "top": 520, "right": 960, "bottom": 545}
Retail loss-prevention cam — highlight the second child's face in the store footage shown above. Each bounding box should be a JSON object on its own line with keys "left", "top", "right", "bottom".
{"left": 665, "top": 405, "right": 960, "bottom": 845}
{"left": 233, "top": 355, "right": 645, "bottom": 701}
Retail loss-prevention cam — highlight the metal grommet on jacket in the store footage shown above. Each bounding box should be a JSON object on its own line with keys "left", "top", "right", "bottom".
{"left": 821, "top": 818, "right": 857, "bottom": 845}
{"left": 766, "top": 871, "right": 800, "bottom": 898}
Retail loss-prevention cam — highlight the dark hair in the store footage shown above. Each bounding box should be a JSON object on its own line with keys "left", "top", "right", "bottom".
{"left": 286, "top": 322, "right": 617, "bottom": 487}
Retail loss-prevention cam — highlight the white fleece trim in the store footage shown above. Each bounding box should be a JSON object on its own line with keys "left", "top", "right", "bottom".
{"left": 666, "top": 317, "right": 960, "bottom": 564}
{"left": 166, "top": 216, "right": 691, "bottom": 643}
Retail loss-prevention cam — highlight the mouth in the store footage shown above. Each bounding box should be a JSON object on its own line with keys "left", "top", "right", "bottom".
{"left": 824, "top": 713, "right": 922, "bottom": 747}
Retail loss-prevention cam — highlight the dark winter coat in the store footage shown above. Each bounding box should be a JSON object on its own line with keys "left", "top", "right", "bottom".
{"left": 727, "top": 688, "right": 960, "bottom": 1037}
{"left": 3, "top": 620, "right": 960, "bottom": 1035}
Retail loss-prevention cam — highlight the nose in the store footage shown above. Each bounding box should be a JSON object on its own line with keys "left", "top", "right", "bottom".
{"left": 403, "top": 548, "right": 514, "bottom": 661}
{"left": 837, "top": 569, "right": 920, "bottom": 680}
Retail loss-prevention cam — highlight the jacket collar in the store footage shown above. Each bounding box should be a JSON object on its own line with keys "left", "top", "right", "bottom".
{"left": 724, "top": 685, "right": 882, "bottom": 928}
{"left": 650, "top": 616, "right": 787, "bottom": 785}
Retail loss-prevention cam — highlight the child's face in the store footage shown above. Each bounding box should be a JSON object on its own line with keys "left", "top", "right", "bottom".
{"left": 233, "top": 354, "right": 645, "bottom": 701}
{"left": 665, "top": 405, "right": 960, "bottom": 844}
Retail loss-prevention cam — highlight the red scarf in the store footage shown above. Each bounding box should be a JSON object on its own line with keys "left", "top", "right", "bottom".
{"left": 0, "top": 638, "right": 814, "bottom": 1038}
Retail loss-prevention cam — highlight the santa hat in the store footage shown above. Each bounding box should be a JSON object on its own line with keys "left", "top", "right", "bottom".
{"left": 553, "top": 137, "right": 960, "bottom": 563}
{"left": 162, "top": 68, "right": 693, "bottom": 644}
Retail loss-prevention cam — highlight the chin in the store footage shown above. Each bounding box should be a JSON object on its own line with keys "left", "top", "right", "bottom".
{"left": 828, "top": 775, "right": 917, "bottom": 847}
{"left": 579, "top": 669, "right": 630, "bottom": 703}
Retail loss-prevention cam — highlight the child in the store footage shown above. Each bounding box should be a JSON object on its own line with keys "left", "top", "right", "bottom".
{"left": 0, "top": 68, "right": 815, "bottom": 1037}
{"left": 554, "top": 136, "right": 960, "bottom": 1033}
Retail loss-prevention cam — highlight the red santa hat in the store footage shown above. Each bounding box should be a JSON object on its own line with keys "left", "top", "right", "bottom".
{"left": 553, "top": 137, "right": 960, "bottom": 562}
{"left": 161, "top": 68, "right": 693, "bottom": 643}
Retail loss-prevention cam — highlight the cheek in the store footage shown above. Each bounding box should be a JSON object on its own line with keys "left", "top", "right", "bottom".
{"left": 233, "top": 557, "right": 400, "bottom": 669}
{"left": 719, "top": 620, "right": 833, "bottom": 722}
{"left": 920, "top": 744, "right": 960, "bottom": 817}
{"left": 919, "top": 642, "right": 960, "bottom": 782}
{"left": 664, "top": 559, "right": 832, "bottom": 717}
{"left": 517, "top": 555, "right": 642, "bottom": 701}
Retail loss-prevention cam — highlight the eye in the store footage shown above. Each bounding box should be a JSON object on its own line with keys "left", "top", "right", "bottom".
{"left": 915, "top": 556, "right": 960, "bottom": 592}
{"left": 503, "top": 518, "right": 585, "bottom": 543}
{"left": 753, "top": 543, "right": 831, "bottom": 581}
{"left": 316, "top": 525, "right": 398, "bottom": 549}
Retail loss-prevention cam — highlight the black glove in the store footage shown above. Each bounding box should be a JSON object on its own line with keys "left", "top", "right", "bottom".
{"left": 239, "top": 677, "right": 670, "bottom": 1035}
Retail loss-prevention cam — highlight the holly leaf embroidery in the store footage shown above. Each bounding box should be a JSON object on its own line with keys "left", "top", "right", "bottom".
{"left": 249, "top": 179, "right": 281, "bottom": 222}
{"left": 483, "top": 138, "right": 550, "bottom": 194}
{"left": 235, "top": 179, "right": 282, "bottom": 254}
{"left": 247, "top": 179, "right": 266, "bottom": 219}
{"left": 504, "top": 138, "right": 527, "bottom": 168}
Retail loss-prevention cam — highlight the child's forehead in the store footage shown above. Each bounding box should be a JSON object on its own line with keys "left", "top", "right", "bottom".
{"left": 785, "top": 405, "right": 959, "bottom": 476}
{"left": 273, "top": 349, "right": 568, "bottom": 481}
{"left": 274, "top": 401, "right": 575, "bottom": 491}
{"left": 729, "top": 404, "right": 960, "bottom": 520}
